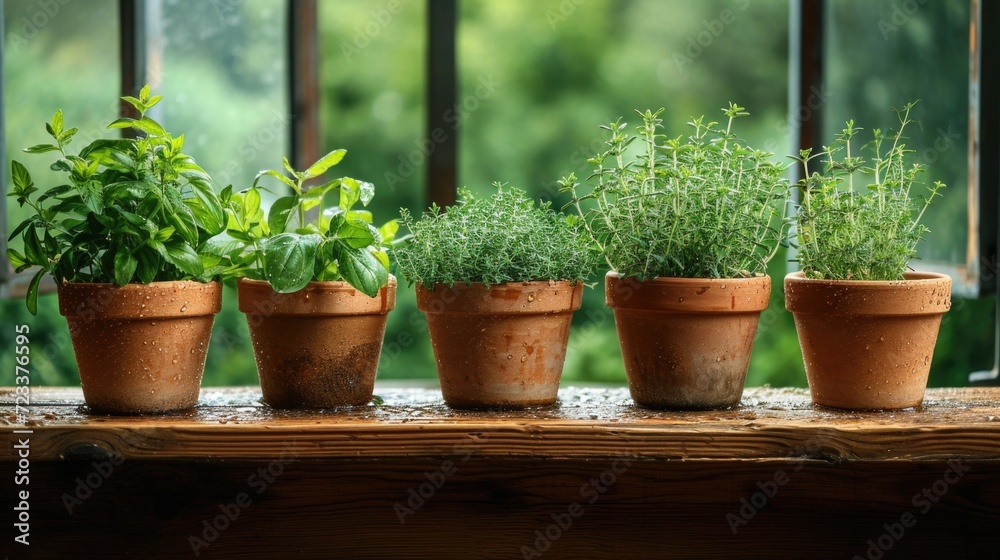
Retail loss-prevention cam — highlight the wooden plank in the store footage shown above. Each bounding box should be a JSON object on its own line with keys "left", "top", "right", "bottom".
{"left": 2, "top": 388, "right": 1000, "bottom": 462}
{"left": 3, "top": 387, "right": 999, "bottom": 557}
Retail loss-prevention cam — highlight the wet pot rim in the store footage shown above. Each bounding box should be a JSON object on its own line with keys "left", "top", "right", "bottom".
{"left": 604, "top": 271, "right": 771, "bottom": 313}
{"left": 58, "top": 280, "right": 222, "bottom": 319}
{"left": 415, "top": 280, "right": 584, "bottom": 315}
{"left": 237, "top": 275, "right": 396, "bottom": 316}
{"left": 784, "top": 271, "right": 952, "bottom": 316}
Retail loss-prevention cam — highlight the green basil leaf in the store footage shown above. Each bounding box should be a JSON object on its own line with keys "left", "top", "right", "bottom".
{"left": 337, "top": 218, "right": 376, "bottom": 249}
{"left": 268, "top": 195, "right": 298, "bottom": 234}
{"left": 26, "top": 269, "right": 45, "bottom": 315}
{"left": 162, "top": 241, "right": 204, "bottom": 277}
{"left": 338, "top": 245, "right": 387, "bottom": 297}
{"left": 262, "top": 233, "right": 322, "bottom": 293}
{"left": 113, "top": 246, "right": 138, "bottom": 285}
{"left": 11, "top": 161, "right": 32, "bottom": 192}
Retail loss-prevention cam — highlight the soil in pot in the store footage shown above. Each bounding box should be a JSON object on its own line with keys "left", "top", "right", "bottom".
{"left": 58, "top": 281, "right": 222, "bottom": 415}
{"left": 784, "top": 271, "right": 951, "bottom": 410}
{"left": 238, "top": 278, "right": 396, "bottom": 408}
{"left": 606, "top": 272, "right": 771, "bottom": 410}
{"left": 416, "top": 281, "right": 583, "bottom": 409}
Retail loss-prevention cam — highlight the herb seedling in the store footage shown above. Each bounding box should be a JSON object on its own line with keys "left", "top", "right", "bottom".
{"left": 560, "top": 105, "right": 789, "bottom": 279}
{"left": 791, "top": 101, "right": 945, "bottom": 281}
{"left": 215, "top": 150, "right": 395, "bottom": 296}
{"left": 394, "top": 184, "right": 597, "bottom": 287}
{"left": 6, "top": 85, "right": 226, "bottom": 313}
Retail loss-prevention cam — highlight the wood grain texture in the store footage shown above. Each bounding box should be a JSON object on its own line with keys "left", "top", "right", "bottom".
{"left": 2, "top": 387, "right": 1000, "bottom": 558}
{"left": 2, "top": 387, "right": 1000, "bottom": 462}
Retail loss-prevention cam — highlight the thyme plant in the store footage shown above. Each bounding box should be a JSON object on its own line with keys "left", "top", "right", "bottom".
{"left": 394, "top": 184, "right": 597, "bottom": 287}
{"left": 792, "top": 102, "right": 945, "bottom": 281}
{"left": 560, "top": 105, "right": 788, "bottom": 279}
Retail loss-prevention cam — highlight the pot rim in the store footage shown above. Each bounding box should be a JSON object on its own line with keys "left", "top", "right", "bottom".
{"left": 58, "top": 279, "right": 222, "bottom": 319}
{"left": 605, "top": 271, "right": 771, "bottom": 312}
{"left": 237, "top": 275, "right": 396, "bottom": 316}
{"left": 784, "top": 271, "right": 952, "bottom": 315}
{"left": 416, "top": 280, "right": 584, "bottom": 315}
{"left": 783, "top": 270, "right": 951, "bottom": 286}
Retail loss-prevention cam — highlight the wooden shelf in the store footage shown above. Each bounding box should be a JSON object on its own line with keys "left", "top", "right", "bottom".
{"left": 3, "top": 386, "right": 999, "bottom": 558}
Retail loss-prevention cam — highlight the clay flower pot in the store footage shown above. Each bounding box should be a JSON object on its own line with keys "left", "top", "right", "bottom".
{"left": 784, "top": 271, "right": 952, "bottom": 410}
{"left": 238, "top": 277, "right": 396, "bottom": 408}
{"left": 58, "top": 281, "right": 222, "bottom": 415}
{"left": 606, "top": 272, "right": 771, "bottom": 410}
{"left": 416, "top": 281, "right": 583, "bottom": 409}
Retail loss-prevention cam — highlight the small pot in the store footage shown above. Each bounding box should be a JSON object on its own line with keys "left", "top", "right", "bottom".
{"left": 238, "top": 277, "right": 396, "bottom": 408}
{"left": 416, "top": 281, "right": 583, "bottom": 409}
{"left": 58, "top": 281, "right": 222, "bottom": 415}
{"left": 606, "top": 272, "right": 771, "bottom": 410}
{"left": 784, "top": 271, "right": 951, "bottom": 410}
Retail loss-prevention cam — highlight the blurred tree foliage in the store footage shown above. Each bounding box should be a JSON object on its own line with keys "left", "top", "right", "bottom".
{"left": 1, "top": 0, "right": 992, "bottom": 389}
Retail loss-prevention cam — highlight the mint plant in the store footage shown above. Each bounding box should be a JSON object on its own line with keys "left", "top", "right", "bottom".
{"left": 394, "top": 184, "right": 597, "bottom": 287}
{"left": 215, "top": 149, "right": 395, "bottom": 296}
{"left": 792, "top": 101, "right": 945, "bottom": 281}
{"left": 560, "top": 105, "right": 788, "bottom": 279}
{"left": 6, "top": 85, "right": 226, "bottom": 313}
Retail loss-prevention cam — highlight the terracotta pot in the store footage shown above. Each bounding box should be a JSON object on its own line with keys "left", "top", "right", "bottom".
{"left": 784, "top": 271, "right": 952, "bottom": 410}
{"left": 416, "top": 281, "right": 583, "bottom": 409}
{"left": 606, "top": 272, "right": 771, "bottom": 410}
{"left": 238, "top": 277, "right": 395, "bottom": 408}
{"left": 58, "top": 281, "right": 221, "bottom": 415}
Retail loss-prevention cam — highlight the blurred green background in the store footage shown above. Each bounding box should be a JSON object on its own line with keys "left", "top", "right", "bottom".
{"left": 1, "top": 0, "right": 993, "bottom": 388}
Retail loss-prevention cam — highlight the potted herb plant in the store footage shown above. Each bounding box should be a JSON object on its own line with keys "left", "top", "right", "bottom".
{"left": 394, "top": 185, "right": 596, "bottom": 409}
{"left": 561, "top": 105, "right": 788, "bottom": 409}
{"left": 216, "top": 149, "right": 396, "bottom": 408}
{"left": 785, "top": 102, "right": 950, "bottom": 410}
{"left": 6, "top": 86, "right": 226, "bottom": 414}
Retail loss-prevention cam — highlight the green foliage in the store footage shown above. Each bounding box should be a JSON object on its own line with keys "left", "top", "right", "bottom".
{"left": 792, "top": 102, "right": 946, "bottom": 281}
{"left": 561, "top": 105, "right": 789, "bottom": 280}
{"left": 216, "top": 150, "right": 395, "bottom": 296}
{"left": 395, "top": 184, "right": 597, "bottom": 287}
{"left": 5, "top": 85, "right": 225, "bottom": 314}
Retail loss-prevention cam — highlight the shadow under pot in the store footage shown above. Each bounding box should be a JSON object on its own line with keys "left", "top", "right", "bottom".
{"left": 58, "top": 280, "right": 222, "bottom": 415}
{"left": 784, "top": 271, "right": 951, "bottom": 410}
{"left": 606, "top": 272, "right": 771, "bottom": 410}
{"left": 238, "top": 277, "right": 396, "bottom": 408}
{"left": 416, "top": 281, "right": 583, "bottom": 409}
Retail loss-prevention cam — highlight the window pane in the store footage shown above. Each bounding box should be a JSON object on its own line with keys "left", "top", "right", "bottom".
{"left": 457, "top": 0, "right": 796, "bottom": 386}
{"left": 2, "top": 0, "right": 119, "bottom": 385}
{"left": 144, "top": 0, "right": 290, "bottom": 386}
{"left": 318, "top": 0, "right": 431, "bottom": 381}
{"left": 825, "top": 1, "right": 994, "bottom": 385}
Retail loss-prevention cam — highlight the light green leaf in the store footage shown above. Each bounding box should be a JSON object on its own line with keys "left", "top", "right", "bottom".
{"left": 268, "top": 195, "right": 298, "bottom": 234}
{"left": 26, "top": 269, "right": 45, "bottom": 315}
{"left": 303, "top": 149, "right": 346, "bottom": 179}
{"left": 378, "top": 220, "right": 399, "bottom": 244}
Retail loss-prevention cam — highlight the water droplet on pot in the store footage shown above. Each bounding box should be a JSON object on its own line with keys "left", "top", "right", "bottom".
{"left": 150, "top": 322, "right": 156, "bottom": 326}
{"left": 160, "top": 292, "right": 165, "bottom": 296}
{"left": 520, "top": 356, "right": 527, "bottom": 362}
{"left": 879, "top": 336, "right": 885, "bottom": 341}
{"left": 190, "top": 349, "right": 196, "bottom": 354}
{"left": 150, "top": 389, "right": 155, "bottom": 394}
{"left": 141, "top": 304, "right": 146, "bottom": 308}
{"left": 715, "top": 357, "right": 721, "bottom": 362}
{"left": 720, "top": 284, "right": 726, "bottom": 289}
{"left": 527, "top": 294, "right": 535, "bottom": 302}
{"left": 180, "top": 305, "right": 188, "bottom": 312}
{"left": 170, "top": 297, "right": 176, "bottom": 302}
{"left": 145, "top": 295, "right": 151, "bottom": 300}
{"left": 678, "top": 297, "right": 684, "bottom": 302}
{"left": 172, "top": 359, "right": 178, "bottom": 364}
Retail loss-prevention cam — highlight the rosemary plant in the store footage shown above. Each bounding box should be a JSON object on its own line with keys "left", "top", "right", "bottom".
{"left": 792, "top": 101, "right": 945, "bottom": 281}
{"left": 560, "top": 105, "right": 788, "bottom": 280}
{"left": 395, "top": 184, "right": 597, "bottom": 287}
